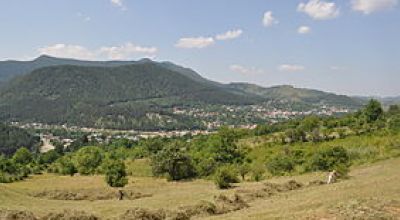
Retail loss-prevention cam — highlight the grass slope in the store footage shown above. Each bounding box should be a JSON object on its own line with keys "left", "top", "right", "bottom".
{"left": 1, "top": 158, "right": 399, "bottom": 219}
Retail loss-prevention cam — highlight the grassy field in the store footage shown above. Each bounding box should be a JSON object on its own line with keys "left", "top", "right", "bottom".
{"left": 1, "top": 158, "right": 400, "bottom": 219}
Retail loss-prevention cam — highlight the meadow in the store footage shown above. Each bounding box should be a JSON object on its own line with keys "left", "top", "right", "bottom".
{"left": 1, "top": 157, "right": 399, "bottom": 219}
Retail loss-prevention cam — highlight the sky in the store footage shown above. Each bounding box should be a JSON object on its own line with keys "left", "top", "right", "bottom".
{"left": 0, "top": 0, "right": 399, "bottom": 97}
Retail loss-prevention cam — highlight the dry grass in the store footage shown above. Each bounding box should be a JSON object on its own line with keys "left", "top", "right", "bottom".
{"left": 1, "top": 158, "right": 400, "bottom": 219}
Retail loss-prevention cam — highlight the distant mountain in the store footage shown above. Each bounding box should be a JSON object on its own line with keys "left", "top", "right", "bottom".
{"left": 0, "top": 56, "right": 366, "bottom": 130}
{"left": 0, "top": 55, "right": 213, "bottom": 84}
{"left": 0, "top": 63, "right": 258, "bottom": 130}
{"left": 355, "top": 96, "right": 400, "bottom": 107}
{"left": 228, "top": 83, "right": 364, "bottom": 109}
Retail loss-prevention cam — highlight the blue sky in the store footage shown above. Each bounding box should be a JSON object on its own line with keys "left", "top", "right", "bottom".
{"left": 0, "top": 0, "right": 399, "bottom": 96}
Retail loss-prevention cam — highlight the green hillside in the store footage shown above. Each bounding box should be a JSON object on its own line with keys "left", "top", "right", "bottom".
{"left": 0, "top": 64, "right": 257, "bottom": 130}
{"left": 228, "top": 83, "right": 364, "bottom": 108}
{"left": 0, "top": 55, "right": 211, "bottom": 84}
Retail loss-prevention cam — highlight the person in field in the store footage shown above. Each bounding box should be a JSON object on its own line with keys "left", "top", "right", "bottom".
{"left": 327, "top": 170, "right": 338, "bottom": 184}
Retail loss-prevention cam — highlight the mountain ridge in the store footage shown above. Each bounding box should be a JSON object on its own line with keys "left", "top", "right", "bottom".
{"left": 0, "top": 56, "right": 366, "bottom": 130}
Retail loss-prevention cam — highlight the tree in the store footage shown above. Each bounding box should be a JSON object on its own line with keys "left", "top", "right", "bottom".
{"left": 38, "top": 150, "right": 61, "bottom": 165}
{"left": 300, "top": 116, "right": 320, "bottom": 132}
{"left": 55, "top": 155, "right": 77, "bottom": 176}
{"left": 73, "top": 146, "right": 104, "bottom": 175}
{"left": 364, "top": 99, "right": 383, "bottom": 123}
{"left": 104, "top": 160, "right": 128, "bottom": 188}
{"left": 12, "top": 147, "right": 33, "bottom": 165}
{"left": 309, "top": 146, "right": 350, "bottom": 172}
{"left": 213, "top": 165, "right": 239, "bottom": 189}
{"left": 151, "top": 141, "right": 196, "bottom": 181}
{"left": 266, "top": 154, "right": 295, "bottom": 176}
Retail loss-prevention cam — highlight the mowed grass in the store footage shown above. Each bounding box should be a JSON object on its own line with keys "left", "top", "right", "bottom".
{"left": 1, "top": 158, "right": 400, "bottom": 219}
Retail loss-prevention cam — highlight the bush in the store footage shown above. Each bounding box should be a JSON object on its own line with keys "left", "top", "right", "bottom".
{"left": 237, "top": 163, "right": 251, "bottom": 181}
{"left": 213, "top": 166, "right": 239, "bottom": 189}
{"left": 151, "top": 141, "right": 196, "bottom": 181}
{"left": 250, "top": 164, "right": 265, "bottom": 182}
{"left": 309, "top": 146, "right": 350, "bottom": 172}
{"left": 104, "top": 160, "right": 128, "bottom": 188}
{"left": 12, "top": 147, "right": 33, "bottom": 165}
{"left": 54, "top": 155, "right": 77, "bottom": 176}
{"left": 364, "top": 99, "right": 383, "bottom": 123}
{"left": 266, "top": 154, "right": 295, "bottom": 176}
{"left": 73, "top": 146, "right": 104, "bottom": 175}
{"left": 38, "top": 150, "right": 61, "bottom": 165}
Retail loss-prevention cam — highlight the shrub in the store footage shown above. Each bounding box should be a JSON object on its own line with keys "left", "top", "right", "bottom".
{"left": 151, "top": 141, "right": 196, "bottom": 181}
{"left": 309, "top": 146, "right": 350, "bottom": 172}
{"left": 38, "top": 150, "right": 61, "bottom": 165}
{"left": 73, "top": 146, "right": 104, "bottom": 175}
{"left": 54, "top": 155, "right": 77, "bottom": 176}
{"left": 213, "top": 166, "right": 239, "bottom": 189}
{"left": 12, "top": 147, "right": 33, "bottom": 165}
{"left": 104, "top": 160, "right": 128, "bottom": 188}
{"left": 250, "top": 164, "right": 265, "bottom": 182}
{"left": 266, "top": 154, "right": 295, "bottom": 176}
{"left": 237, "top": 163, "right": 251, "bottom": 181}
{"left": 364, "top": 99, "right": 383, "bottom": 123}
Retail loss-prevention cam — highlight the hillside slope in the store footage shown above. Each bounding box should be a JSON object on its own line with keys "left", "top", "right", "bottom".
{"left": 1, "top": 158, "right": 399, "bottom": 219}
{"left": 228, "top": 83, "right": 364, "bottom": 108}
{"left": 0, "top": 64, "right": 257, "bottom": 130}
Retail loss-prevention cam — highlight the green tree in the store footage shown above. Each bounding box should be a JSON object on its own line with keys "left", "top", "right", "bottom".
{"left": 364, "top": 99, "right": 383, "bottom": 123}
{"left": 38, "top": 150, "right": 61, "bottom": 165}
{"left": 55, "top": 155, "right": 77, "bottom": 176}
{"left": 104, "top": 160, "right": 128, "bottom": 188}
{"left": 309, "top": 146, "right": 350, "bottom": 172}
{"left": 12, "top": 147, "right": 33, "bottom": 165}
{"left": 266, "top": 154, "right": 295, "bottom": 176}
{"left": 73, "top": 146, "right": 104, "bottom": 175}
{"left": 213, "top": 165, "right": 239, "bottom": 189}
{"left": 300, "top": 116, "right": 320, "bottom": 132}
{"left": 151, "top": 141, "right": 196, "bottom": 181}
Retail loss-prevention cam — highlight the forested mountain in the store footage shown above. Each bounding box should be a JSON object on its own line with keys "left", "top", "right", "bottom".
{"left": 0, "top": 55, "right": 211, "bottom": 84}
{"left": 0, "top": 56, "right": 366, "bottom": 130}
{"left": 228, "top": 83, "right": 364, "bottom": 108}
{"left": 0, "top": 63, "right": 258, "bottom": 130}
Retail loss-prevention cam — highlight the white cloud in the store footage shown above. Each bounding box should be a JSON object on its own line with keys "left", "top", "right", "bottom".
{"left": 230, "top": 65, "right": 264, "bottom": 75}
{"left": 298, "top": 26, "right": 311, "bottom": 34}
{"left": 110, "top": 0, "right": 127, "bottom": 10}
{"left": 278, "top": 64, "right": 305, "bottom": 72}
{"left": 38, "top": 44, "right": 96, "bottom": 60}
{"left": 99, "top": 43, "right": 158, "bottom": 60}
{"left": 216, "top": 29, "right": 243, "bottom": 41}
{"left": 298, "top": 0, "right": 339, "bottom": 20}
{"left": 37, "top": 43, "right": 158, "bottom": 60}
{"left": 351, "top": 0, "right": 398, "bottom": 14}
{"left": 111, "top": 0, "right": 122, "bottom": 6}
{"left": 263, "top": 11, "right": 279, "bottom": 27}
{"left": 175, "top": 37, "right": 215, "bottom": 49}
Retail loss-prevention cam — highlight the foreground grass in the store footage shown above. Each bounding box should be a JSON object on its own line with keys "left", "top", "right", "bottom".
{"left": 1, "top": 158, "right": 400, "bottom": 219}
